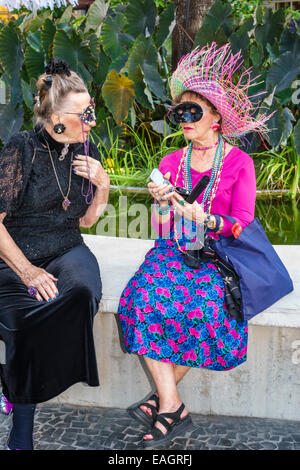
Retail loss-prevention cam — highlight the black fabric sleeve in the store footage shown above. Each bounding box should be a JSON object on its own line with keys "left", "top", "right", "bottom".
{"left": 0, "top": 133, "right": 24, "bottom": 215}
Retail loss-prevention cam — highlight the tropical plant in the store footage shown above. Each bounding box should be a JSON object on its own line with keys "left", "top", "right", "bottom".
{"left": 0, "top": 0, "right": 299, "bottom": 196}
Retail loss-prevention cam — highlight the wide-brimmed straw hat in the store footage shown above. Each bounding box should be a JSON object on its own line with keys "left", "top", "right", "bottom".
{"left": 169, "top": 42, "right": 273, "bottom": 144}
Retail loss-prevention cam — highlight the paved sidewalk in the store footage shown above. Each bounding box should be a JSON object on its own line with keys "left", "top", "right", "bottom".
{"left": 0, "top": 404, "right": 299, "bottom": 450}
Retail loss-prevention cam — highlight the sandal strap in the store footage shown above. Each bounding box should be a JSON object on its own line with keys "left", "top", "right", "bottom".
{"left": 156, "top": 414, "right": 173, "bottom": 432}
{"left": 158, "top": 403, "right": 185, "bottom": 422}
{"left": 139, "top": 402, "right": 157, "bottom": 415}
{"left": 148, "top": 393, "right": 159, "bottom": 408}
{"left": 146, "top": 426, "right": 165, "bottom": 441}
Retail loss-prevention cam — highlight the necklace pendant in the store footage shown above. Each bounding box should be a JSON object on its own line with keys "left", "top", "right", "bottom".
{"left": 59, "top": 144, "right": 70, "bottom": 161}
{"left": 62, "top": 198, "right": 71, "bottom": 211}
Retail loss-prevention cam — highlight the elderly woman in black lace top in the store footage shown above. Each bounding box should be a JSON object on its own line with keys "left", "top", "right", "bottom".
{"left": 0, "top": 59, "right": 110, "bottom": 450}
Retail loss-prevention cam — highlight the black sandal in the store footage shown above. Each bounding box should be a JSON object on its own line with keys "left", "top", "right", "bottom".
{"left": 127, "top": 393, "right": 159, "bottom": 427}
{"left": 142, "top": 402, "right": 192, "bottom": 448}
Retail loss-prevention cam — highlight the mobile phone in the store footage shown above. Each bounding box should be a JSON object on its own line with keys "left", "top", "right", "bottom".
{"left": 150, "top": 169, "right": 174, "bottom": 192}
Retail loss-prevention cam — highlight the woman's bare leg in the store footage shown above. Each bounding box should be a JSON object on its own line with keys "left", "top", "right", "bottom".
{"left": 140, "top": 357, "right": 189, "bottom": 440}
{"left": 140, "top": 363, "right": 191, "bottom": 416}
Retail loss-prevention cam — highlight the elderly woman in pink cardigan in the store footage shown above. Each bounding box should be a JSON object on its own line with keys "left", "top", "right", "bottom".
{"left": 117, "top": 42, "right": 271, "bottom": 448}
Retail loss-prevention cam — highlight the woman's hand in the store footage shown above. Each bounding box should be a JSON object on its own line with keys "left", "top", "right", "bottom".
{"left": 72, "top": 155, "right": 110, "bottom": 189}
{"left": 147, "top": 172, "right": 175, "bottom": 205}
{"left": 21, "top": 265, "right": 59, "bottom": 303}
{"left": 170, "top": 191, "right": 206, "bottom": 224}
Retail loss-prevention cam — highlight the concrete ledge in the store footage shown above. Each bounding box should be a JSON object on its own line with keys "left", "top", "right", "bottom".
{"left": 50, "top": 235, "right": 300, "bottom": 421}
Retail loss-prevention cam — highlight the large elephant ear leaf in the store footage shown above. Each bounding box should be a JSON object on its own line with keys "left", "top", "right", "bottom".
{"left": 102, "top": 69, "right": 135, "bottom": 125}
{"left": 41, "top": 19, "right": 56, "bottom": 62}
{"left": 24, "top": 46, "right": 45, "bottom": 80}
{"left": 53, "top": 29, "right": 95, "bottom": 83}
{"left": 0, "top": 23, "right": 24, "bottom": 78}
{"left": 155, "top": 1, "right": 175, "bottom": 48}
{"left": 266, "top": 38, "right": 300, "bottom": 92}
{"left": 84, "top": 0, "right": 109, "bottom": 36}
{"left": 0, "top": 23, "right": 24, "bottom": 106}
{"left": 264, "top": 98, "right": 285, "bottom": 148}
{"left": 127, "top": 36, "right": 167, "bottom": 101}
{"left": 124, "top": 0, "right": 156, "bottom": 38}
{"left": 100, "top": 13, "right": 133, "bottom": 58}
{"left": 0, "top": 101, "right": 24, "bottom": 143}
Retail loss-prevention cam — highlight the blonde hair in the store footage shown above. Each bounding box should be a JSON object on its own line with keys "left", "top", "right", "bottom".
{"left": 34, "top": 68, "right": 88, "bottom": 126}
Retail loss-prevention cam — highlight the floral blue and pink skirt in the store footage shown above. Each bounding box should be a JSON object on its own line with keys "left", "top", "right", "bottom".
{"left": 117, "top": 227, "right": 248, "bottom": 371}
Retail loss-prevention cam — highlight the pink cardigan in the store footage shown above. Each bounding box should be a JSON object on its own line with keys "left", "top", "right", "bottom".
{"left": 151, "top": 146, "right": 256, "bottom": 238}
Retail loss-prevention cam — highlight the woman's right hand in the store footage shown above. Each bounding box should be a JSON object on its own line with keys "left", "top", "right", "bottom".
{"left": 21, "top": 265, "right": 59, "bottom": 302}
{"left": 147, "top": 172, "right": 175, "bottom": 205}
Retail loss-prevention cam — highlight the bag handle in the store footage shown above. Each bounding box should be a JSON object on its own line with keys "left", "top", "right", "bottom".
{"left": 219, "top": 214, "right": 237, "bottom": 226}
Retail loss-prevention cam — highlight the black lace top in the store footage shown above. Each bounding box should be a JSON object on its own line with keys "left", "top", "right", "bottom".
{"left": 0, "top": 124, "right": 102, "bottom": 262}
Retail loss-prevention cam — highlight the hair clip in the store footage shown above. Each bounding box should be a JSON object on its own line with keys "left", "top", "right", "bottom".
{"left": 42, "top": 76, "right": 53, "bottom": 91}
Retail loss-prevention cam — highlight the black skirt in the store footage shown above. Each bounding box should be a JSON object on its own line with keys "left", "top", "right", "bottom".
{"left": 0, "top": 243, "right": 102, "bottom": 404}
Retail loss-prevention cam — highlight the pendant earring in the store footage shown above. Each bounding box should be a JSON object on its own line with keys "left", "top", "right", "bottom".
{"left": 53, "top": 123, "right": 66, "bottom": 134}
{"left": 211, "top": 122, "right": 220, "bottom": 130}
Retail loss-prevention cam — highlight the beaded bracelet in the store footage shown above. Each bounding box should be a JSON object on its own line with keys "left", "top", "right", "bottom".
{"left": 154, "top": 199, "right": 171, "bottom": 215}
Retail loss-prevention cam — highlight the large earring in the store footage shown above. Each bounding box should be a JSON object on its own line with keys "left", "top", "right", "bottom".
{"left": 53, "top": 123, "right": 66, "bottom": 134}
{"left": 211, "top": 122, "right": 220, "bottom": 130}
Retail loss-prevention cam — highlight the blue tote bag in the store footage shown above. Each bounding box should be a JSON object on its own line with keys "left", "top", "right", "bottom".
{"left": 211, "top": 215, "right": 294, "bottom": 322}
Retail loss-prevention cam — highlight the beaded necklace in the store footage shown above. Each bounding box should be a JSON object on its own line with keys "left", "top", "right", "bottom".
{"left": 173, "top": 136, "right": 226, "bottom": 254}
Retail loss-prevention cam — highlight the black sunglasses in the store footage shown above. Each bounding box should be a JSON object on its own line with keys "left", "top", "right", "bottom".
{"left": 167, "top": 101, "right": 204, "bottom": 124}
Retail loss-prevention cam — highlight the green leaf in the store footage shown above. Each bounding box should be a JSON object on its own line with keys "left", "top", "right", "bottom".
{"left": 202, "top": 0, "right": 234, "bottom": 37}
{"left": 41, "top": 19, "right": 56, "bottom": 62}
{"left": 124, "top": 0, "right": 156, "bottom": 38}
{"left": 100, "top": 13, "right": 134, "bottom": 58}
{"left": 281, "top": 107, "right": 296, "bottom": 145}
{"left": 229, "top": 27, "right": 250, "bottom": 56}
{"left": 23, "top": 9, "right": 53, "bottom": 34}
{"left": 93, "top": 47, "right": 111, "bottom": 88}
{"left": 294, "top": 118, "right": 300, "bottom": 156}
{"left": 256, "top": 5, "right": 264, "bottom": 25}
{"left": 0, "top": 23, "right": 24, "bottom": 77}
{"left": 155, "top": 2, "right": 175, "bottom": 48}
{"left": 102, "top": 69, "right": 135, "bottom": 125}
{"left": 59, "top": 5, "right": 73, "bottom": 23}
{"left": 21, "top": 78, "right": 34, "bottom": 110}
{"left": 0, "top": 101, "right": 24, "bottom": 143}
{"left": 150, "top": 119, "right": 171, "bottom": 136}
{"left": 265, "top": 99, "right": 285, "bottom": 148}
{"left": 194, "top": 23, "right": 228, "bottom": 49}
{"left": 53, "top": 29, "right": 95, "bottom": 83}
{"left": 24, "top": 46, "right": 45, "bottom": 80}
{"left": 85, "top": 0, "right": 109, "bottom": 36}
{"left": 127, "top": 36, "right": 166, "bottom": 101}
{"left": 255, "top": 8, "right": 285, "bottom": 52}
{"left": 267, "top": 49, "right": 300, "bottom": 92}
{"left": 127, "top": 66, "right": 154, "bottom": 109}
{"left": 26, "top": 31, "right": 42, "bottom": 54}
{"left": 250, "top": 43, "right": 264, "bottom": 68}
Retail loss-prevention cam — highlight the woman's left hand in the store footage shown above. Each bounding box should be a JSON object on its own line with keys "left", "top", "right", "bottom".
{"left": 170, "top": 192, "right": 206, "bottom": 224}
{"left": 72, "top": 155, "right": 110, "bottom": 189}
